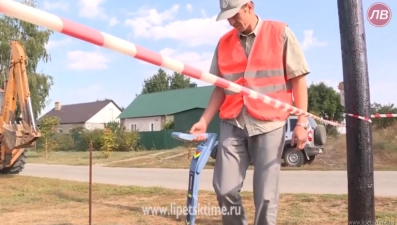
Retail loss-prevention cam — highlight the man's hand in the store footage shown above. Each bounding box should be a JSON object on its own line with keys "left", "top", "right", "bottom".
{"left": 291, "top": 125, "right": 307, "bottom": 150}
{"left": 189, "top": 118, "right": 208, "bottom": 142}
{"left": 189, "top": 87, "right": 225, "bottom": 142}
{"left": 290, "top": 75, "right": 308, "bottom": 150}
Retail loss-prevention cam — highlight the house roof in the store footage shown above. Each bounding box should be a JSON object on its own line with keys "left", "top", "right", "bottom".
{"left": 118, "top": 85, "right": 216, "bottom": 119}
{"left": 39, "top": 99, "right": 120, "bottom": 124}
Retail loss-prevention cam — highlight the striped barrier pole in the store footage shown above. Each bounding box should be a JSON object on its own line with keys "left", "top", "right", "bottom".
{"left": 1, "top": 0, "right": 394, "bottom": 127}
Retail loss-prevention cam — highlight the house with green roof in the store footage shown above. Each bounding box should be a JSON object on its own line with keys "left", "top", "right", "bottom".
{"left": 118, "top": 85, "right": 221, "bottom": 137}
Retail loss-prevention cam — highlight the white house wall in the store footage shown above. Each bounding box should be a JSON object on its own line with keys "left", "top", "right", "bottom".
{"left": 123, "top": 116, "right": 164, "bottom": 132}
{"left": 86, "top": 102, "right": 121, "bottom": 125}
{"left": 84, "top": 122, "right": 107, "bottom": 130}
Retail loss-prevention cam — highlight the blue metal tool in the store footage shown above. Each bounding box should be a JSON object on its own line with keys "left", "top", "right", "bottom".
{"left": 171, "top": 132, "right": 218, "bottom": 225}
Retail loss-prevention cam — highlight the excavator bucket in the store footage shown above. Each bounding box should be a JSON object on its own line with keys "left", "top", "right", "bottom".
{"left": 2, "top": 120, "right": 39, "bottom": 150}
{"left": 0, "top": 41, "right": 41, "bottom": 150}
{"left": 2, "top": 125, "right": 17, "bottom": 150}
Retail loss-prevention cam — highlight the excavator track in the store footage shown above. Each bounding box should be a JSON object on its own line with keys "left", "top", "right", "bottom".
{"left": 0, "top": 150, "right": 27, "bottom": 174}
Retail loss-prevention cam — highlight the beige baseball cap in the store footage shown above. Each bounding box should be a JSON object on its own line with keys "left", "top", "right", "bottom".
{"left": 216, "top": 0, "right": 251, "bottom": 21}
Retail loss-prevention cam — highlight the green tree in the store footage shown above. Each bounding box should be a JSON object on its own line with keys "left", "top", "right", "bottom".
{"left": 308, "top": 82, "right": 345, "bottom": 134}
{"left": 371, "top": 102, "right": 397, "bottom": 129}
{"left": 0, "top": 0, "right": 54, "bottom": 119}
{"left": 162, "top": 120, "right": 174, "bottom": 130}
{"left": 169, "top": 71, "right": 191, "bottom": 90}
{"left": 140, "top": 69, "right": 192, "bottom": 94}
{"left": 38, "top": 115, "right": 59, "bottom": 158}
{"left": 103, "top": 120, "right": 140, "bottom": 152}
{"left": 140, "top": 69, "right": 170, "bottom": 94}
{"left": 104, "top": 120, "right": 121, "bottom": 133}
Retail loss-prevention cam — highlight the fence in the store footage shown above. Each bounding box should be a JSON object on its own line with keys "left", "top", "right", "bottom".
{"left": 138, "top": 129, "right": 184, "bottom": 150}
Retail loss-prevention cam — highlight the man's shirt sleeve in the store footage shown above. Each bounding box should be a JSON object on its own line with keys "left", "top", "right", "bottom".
{"left": 283, "top": 26, "right": 311, "bottom": 80}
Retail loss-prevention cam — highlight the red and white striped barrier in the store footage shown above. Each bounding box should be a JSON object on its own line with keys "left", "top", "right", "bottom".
{"left": 371, "top": 113, "right": 397, "bottom": 118}
{"left": 0, "top": 0, "right": 393, "bottom": 128}
{"left": 345, "top": 113, "right": 397, "bottom": 123}
{"left": 338, "top": 83, "right": 397, "bottom": 123}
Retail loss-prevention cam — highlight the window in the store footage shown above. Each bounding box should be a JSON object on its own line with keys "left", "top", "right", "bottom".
{"left": 130, "top": 124, "right": 137, "bottom": 131}
{"left": 308, "top": 118, "right": 317, "bottom": 129}
{"left": 289, "top": 119, "right": 297, "bottom": 132}
{"left": 150, "top": 123, "right": 154, "bottom": 131}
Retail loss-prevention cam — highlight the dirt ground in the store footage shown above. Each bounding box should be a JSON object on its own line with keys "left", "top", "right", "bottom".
{"left": 0, "top": 175, "right": 396, "bottom": 225}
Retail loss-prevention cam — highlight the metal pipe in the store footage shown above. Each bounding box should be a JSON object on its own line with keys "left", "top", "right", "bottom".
{"left": 27, "top": 96, "right": 36, "bottom": 131}
{"left": 89, "top": 141, "right": 92, "bottom": 225}
{"left": 337, "top": 0, "right": 375, "bottom": 222}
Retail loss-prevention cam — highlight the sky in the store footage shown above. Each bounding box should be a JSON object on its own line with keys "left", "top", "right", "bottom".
{"left": 35, "top": 0, "right": 396, "bottom": 117}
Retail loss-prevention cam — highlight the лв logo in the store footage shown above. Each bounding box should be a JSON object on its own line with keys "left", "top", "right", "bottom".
{"left": 367, "top": 2, "right": 392, "bottom": 27}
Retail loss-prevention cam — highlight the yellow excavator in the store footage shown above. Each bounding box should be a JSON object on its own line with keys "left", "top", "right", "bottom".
{"left": 0, "top": 40, "right": 41, "bottom": 174}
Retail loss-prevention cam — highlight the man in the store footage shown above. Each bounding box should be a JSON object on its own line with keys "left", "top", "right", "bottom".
{"left": 189, "top": 0, "right": 310, "bottom": 224}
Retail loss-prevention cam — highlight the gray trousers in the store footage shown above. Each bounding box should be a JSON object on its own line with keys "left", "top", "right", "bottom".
{"left": 212, "top": 121, "right": 285, "bottom": 225}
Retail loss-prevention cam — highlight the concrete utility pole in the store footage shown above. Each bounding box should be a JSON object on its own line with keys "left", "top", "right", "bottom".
{"left": 336, "top": 0, "right": 375, "bottom": 223}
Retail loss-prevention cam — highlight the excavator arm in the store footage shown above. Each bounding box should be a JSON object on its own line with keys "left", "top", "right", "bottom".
{"left": 0, "top": 41, "right": 41, "bottom": 174}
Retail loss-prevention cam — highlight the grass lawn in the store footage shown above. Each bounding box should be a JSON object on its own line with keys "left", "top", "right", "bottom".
{"left": 26, "top": 142, "right": 397, "bottom": 171}
{"left": 106, "top": 125, "right": 397, "bottom": 171}
{"left": 25, "top": 125, "right": 397, "bottom": 171}
{"left": 105, "top": 138, "right": 397, "bottom": 171}
{"left": 0, "top": 175, "right": 395, "bottom": 225}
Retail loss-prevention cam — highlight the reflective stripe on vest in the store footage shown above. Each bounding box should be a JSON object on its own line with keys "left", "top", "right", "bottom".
{"left": 217, "top": 20, "right": 293, "bottom": 121}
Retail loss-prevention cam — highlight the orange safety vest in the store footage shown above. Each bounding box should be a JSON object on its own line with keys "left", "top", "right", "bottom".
{"left": 217, "top": 20, "right": 293, "bottom": 121}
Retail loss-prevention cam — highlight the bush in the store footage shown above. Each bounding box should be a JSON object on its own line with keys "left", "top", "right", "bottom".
{"left": 371, "top": 102, "right": 397, "bottom": 129}
{"left": 81, "top": 129, "right": 104, "bottom": 151}
{"left": 372, "top": 122, "right": 397, "bottom": 153}
{"left": 77, "top": 128, "right": 140, "bottom": 152}
{"left": 35, "top": 122, "right": 141, "bottom": 153}
{"left": 100, "top": 128, "right": 117, "bottom": 158}
{"left": 115, "top": 129, "right": 140, "bottom": 151}
{"left": 52, "top": 133, "right": 76, "bottom": 151}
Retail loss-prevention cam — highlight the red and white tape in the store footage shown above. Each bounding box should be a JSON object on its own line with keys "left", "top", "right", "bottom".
{"left": 345, "top": 113, "right": 397, "bottom": 123}
{"left": 371, "top": 113, "right": 397, "bottom": 118}
{"left": 0, "top": 0, "right": 394, "bottom": 128}
{"left": 314, "top": 113, "right": 397, "bottom": 126}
